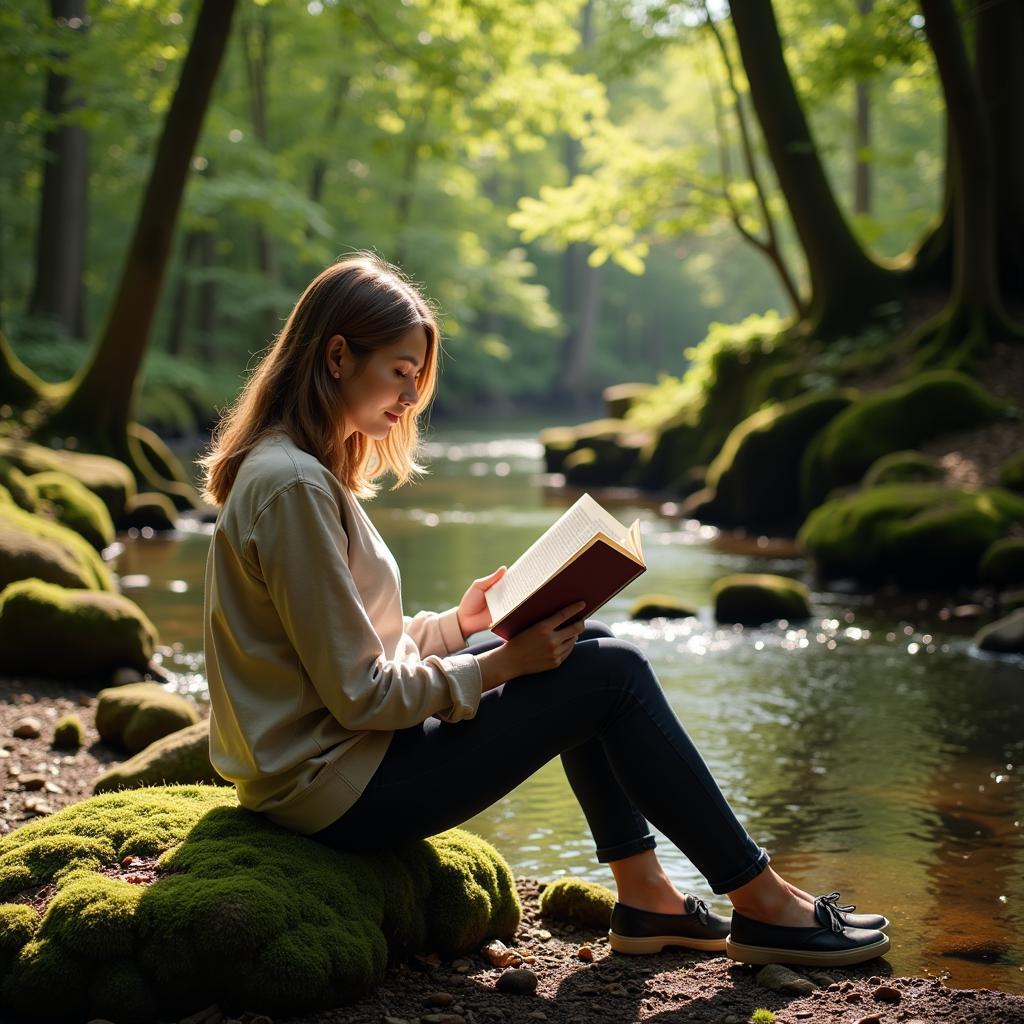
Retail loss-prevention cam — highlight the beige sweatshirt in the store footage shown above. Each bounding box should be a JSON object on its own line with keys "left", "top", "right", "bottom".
{"left": 203, "top": 431, "right": 483, "bottom": 835}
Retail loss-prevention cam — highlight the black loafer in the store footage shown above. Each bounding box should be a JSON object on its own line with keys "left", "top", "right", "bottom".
{"left": 609, "top": 894, "right": 731, "bottom": 954}
{"left": 726, "top": 895, "right": 890, "bottom": 967}
{"left": 817, "top": 891, "right": 889, "bottom": 932}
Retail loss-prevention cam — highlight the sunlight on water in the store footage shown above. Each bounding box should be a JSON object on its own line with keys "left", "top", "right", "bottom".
{"left": 122, "top": 426, "right": 1024, "bottom": 993}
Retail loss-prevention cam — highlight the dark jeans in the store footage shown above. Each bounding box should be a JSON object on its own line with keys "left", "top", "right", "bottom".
{"left": 310, "top": 622, "right": 769, "bottom": 895}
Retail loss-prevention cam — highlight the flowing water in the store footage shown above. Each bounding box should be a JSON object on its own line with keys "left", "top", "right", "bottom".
{"left": 116, "top": 423, "right": 1024, "bottom": 993}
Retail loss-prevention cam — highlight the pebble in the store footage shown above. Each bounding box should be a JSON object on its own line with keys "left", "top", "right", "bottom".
{"left": 422, "top": 993, "right": 455, "bottom": 1008}
{"left": 77, "top": 694, "right": 92, "bottom": 707}
{"left": 13, "top": 717, "right": 42, "bottom": 739}
{"left": 23, "top": 798, "right": 52, "bottom": 816}
{"left": 755, "top": 964, "right": 817, "bottom": 995}
{"left": 419, "top": 1014, "right": 464, "bottom": 1024}
{"left": 795, "top": 1013, "right": 814, "bottom": 1020}
{"left": 20, "top": 773, "right": 47, "bottom": 791}
{"left": 603, "top": 982, "right": 628, "bottom": 996}
{"left": 845, "top": 991, "right": 864, "bottom": 1003}
{"left": 873, "top": 984, "right": 901, "bottom": 1003}
{"left": 527, "top": 1013, "right": 547, "bottom": 1021}
{"left": 853, "top": 1015, "right": 881, "bottom": 1024}
{"left": 576, "top": 946, "right": 593, "bottom": 962}
{"left": 482, "top": 941, "right": 517, "bottom": 968}
{"left": 383, "top": 1017, "right": 410, "bottom": 1024}
{"left": 495, "top": 968, "right": 538, "bottom": 995}
{"left": 45, "top": 780, "right": 63, "bottom": 794}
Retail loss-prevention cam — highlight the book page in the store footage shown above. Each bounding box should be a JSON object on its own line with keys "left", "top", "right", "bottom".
{"left": 486, "top": 494, "right": 628, "bottom": 623}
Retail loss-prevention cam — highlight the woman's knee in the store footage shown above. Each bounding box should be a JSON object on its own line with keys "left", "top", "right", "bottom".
{"left": 575, "top": 636, "right": 656, "bottom": 687}
{"left": 580, "top": 619, "right": 615, "bottom": 640}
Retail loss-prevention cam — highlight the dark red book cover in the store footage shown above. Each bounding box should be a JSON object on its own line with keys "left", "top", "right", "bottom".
{"left": 490, "top": 539, "right": 645, "bottom": 640}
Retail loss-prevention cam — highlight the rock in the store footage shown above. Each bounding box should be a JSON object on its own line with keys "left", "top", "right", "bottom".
{"left": 95, "top": 681, "right": 198, "bottom": 754}
{"left": 873, "top": 984, "right": 901, "bottom": 1003}
{"left": 92, "top": 720, "right": 224, "bottom": 792}
{"left": 527, "top": 1012, "right": 548, "bottom": 1022}
{"left": 538, "top": 878, "right": 615, "bottom": 928}
{"left": 13, "top": 717, "right": 42, "bottom": 739}
{"left": 0, "top": 578, "right": 157, "bottom": 682}
{"left": 31, "top": 470, "right": 116, "bottom": 551}
{"left": 121, "top": 492, "right": 178, "bottom": 532}
{"left": 853, "top": 1016, "right": 881, "bottom": 1024}
{"left": 755, "top": 964, "right": 817, "bottom": 995}
{"left": 420, "top": 1015, "right": 464, "bottom": 1024}
{"left": 975, "top": 609, "right": 1024, "bottom": 655}
{"left": 845, "top": 991, "right": 864, "bottom": 1002}
{"left": 628, "top": 594, "right": 698, "bottom": 621}
{"left": 603, "top": 382, "right": 653, "bottom": 419}
{"left": 1000, "top": 588, "right": 1024, "bottom": 613}
{"left": 576, "top": 946, "right": 594, "bottom": 962}
{"left": 19, "top": 773, "right": 47, "bottom": 791}
{"left": 999, "top": 450, "right": 1024, "bottom": 494}
{"left": 712, "top": 573, "right": 811, "bottom": 625}
{"left": 799, "top": 484, "right": 1024, "bottom": 586}
{"left": 52, "top": 714, "right": 85, "bottom": 751}
{"left": 979, "top": 537, "right": 1024, "bottom": 586}
{"left": 495, "top": 968, "right": 538, "bottom": 995}
{"left": 384, "top": 1018, "right": 411, "bottom": 1024}
{"left": 863, "top": 450, "right": 944, "bottom": 488}
{"left": 23, "top": 797, "right": 52, "bottom": 815}
{"left": 0, "top": 459, "right": 39, "bottom": 513}
{"left": 112, "top": 666, "right": 145, "bottom": 686}
{"left": 423, "top": 993, "right": 455, "bottom": 1007}
{"left": 481, "top": 940, "right": 518, "bottom": 968}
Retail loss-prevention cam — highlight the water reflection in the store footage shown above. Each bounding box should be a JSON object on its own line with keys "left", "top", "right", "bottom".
{"left": 119, "top": 425, "right": 1023, "bottom": 992}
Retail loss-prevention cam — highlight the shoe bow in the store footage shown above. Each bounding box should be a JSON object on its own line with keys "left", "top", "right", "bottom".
{"left": 685, "top": 894, "right": 711, "bottom": 926}
{"left": 814, "top": 893, "right": 850, "bottom": 934}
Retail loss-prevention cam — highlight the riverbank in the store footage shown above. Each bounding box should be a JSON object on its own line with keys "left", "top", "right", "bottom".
{"left": 3, "top": 675, "right": 1024, "bottom": 1024}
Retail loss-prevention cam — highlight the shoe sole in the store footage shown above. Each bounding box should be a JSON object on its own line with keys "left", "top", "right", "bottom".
{"left": 609, "top": 931, "right": 728, "bottom": 955}
{"left": 725, "top": 933, "right": 891, "bottom": 967}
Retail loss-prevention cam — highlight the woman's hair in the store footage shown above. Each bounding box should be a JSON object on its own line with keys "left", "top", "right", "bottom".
{"left": 197, "top": 252, "right": 440, "bottom": 505}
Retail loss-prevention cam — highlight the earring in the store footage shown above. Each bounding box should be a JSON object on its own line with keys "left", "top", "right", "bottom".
{"left": 332, "top": 371, "right": 340, "bottom": 379}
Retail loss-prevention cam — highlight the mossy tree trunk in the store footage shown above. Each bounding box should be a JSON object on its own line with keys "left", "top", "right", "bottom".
{"left": 35, "top": 0, "right": 238, "bottom": 502}
{"left": 0, "top": 332, "right": 50, "bottom": 413}
{"left": 913, "top": 0, "right": 1022, "bottom": 367}
{"left": 728, "top": 0, "right": 900, "bottom": 337}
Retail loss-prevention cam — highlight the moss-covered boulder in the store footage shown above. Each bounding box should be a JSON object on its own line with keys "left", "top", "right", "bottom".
{"left": 629, "top": 594, "right": 698, "bottom": 620}
{"left": 30, "top": 470, "right": 116, "bottom": 551}
{"left": 603, "top": 382, "right": 653, "bottom": 419}
{"left": 999, "top": 589, "right": 1024, "bottom": 613}
{"left": 93, "top": 720, "right": 221, "bottom": 793}
{"left": 539, "top": 878, "right": 615, "bottom": 928}
{"left": 0, "top": 437, "right": 136, "bottom": 523}
{"left": 0, "top": 458, "right": 39, "bottom": 513}
{"left": 0, "top": 504, "right": 114, "bottom": 592}
{"left": 693, "top": 389, "right": 855, "bottom": 529}
{"left": 96, "top": 682, "right": 198, "bottom": 755}
{"left": 999, "top": 451, "right": 1024, "bottom": 494}
{"left": 0, "top": 579, "right": 157, "bottom": 681}
{"left": 862, "top": 450, "right": 944, "bottom": 489}
{"left": 974, "top": 609, "right": 1024, "bottom": 655}
{"left": 712, "top": 574, "right": 811, "bottom": 625}
{"left": 121, "top": 492, "right": 177, "bottom": 532}
{"left": 52, "top": 715, "right": 85, "bottom": 751}
{"left": 0, "top": 786, "right": 520, "bottom": 1023}
{"left": 801, "top": 372, "right": 1006, "bottom": 509}
{"left": 799, "top": 484, "right": 1024, "bottom": 585}
{"left": 979, "top": 538, "right": 1024, "bottom": 587}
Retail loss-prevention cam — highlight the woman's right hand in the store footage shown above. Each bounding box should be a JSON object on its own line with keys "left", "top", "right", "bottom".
{"left": 477, "top": 601, "right": 587, "bottom": 690}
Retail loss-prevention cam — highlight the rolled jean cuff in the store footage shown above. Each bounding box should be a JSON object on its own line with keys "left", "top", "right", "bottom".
{"left": 709, "top": 846, "right": 771, "bottom": 895}
{"left": 596, "top": 833, "right": 657, "bottom": 864}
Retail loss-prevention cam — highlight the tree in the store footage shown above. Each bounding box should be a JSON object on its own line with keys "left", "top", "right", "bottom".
{"left": 35, "top": 0, "right": 238, "bottom": 504}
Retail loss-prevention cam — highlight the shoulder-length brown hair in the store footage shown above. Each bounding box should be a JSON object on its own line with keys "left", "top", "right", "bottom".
{"left": 198, "top": 252, "right": 440, "bottom": 506}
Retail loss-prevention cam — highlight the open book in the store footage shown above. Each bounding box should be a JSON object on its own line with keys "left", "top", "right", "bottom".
{"left": 485, "top": 493, "right": 646, "bottom": 640}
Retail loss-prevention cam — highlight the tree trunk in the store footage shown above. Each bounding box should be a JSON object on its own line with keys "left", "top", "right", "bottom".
{"left": 308, "top": 74, "right": 350, "bottom": 211}
{"left": 906, "top": 114, "right": 954, "bottom": 290}
{"left": 196, "top": 229, "right": 218, "bottom": 364}
{"left": 28, "top": 0, "right": 89, "bottom": 340}
{"left": 913, "top": 0, "right": 1020, "bottom": 365}
{"left": 728, "top": 0, "right": 899, "bottom": 335}
{"left": 975, "top": 0, "right": 1024, "bottom": 309}
{"left": 0, "top": 332, "right": 49, "bottom": 410}
{"left": 38, "top": 0, "right": 238, "bottom": 503}
{"left": 164, "top": 229, "right": 204, "bottom": 357}
{"left": 852, "top": 0, "right": 872, "bottom": 216}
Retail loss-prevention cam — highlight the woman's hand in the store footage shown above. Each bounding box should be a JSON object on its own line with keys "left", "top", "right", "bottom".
{"left": 456, "top": 566, "right": 507, "bottom": 640}
{"left": 477, "top": 601, "right": 587, "bottom": 691}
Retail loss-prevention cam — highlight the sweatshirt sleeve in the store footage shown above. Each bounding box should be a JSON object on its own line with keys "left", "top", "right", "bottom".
{"left": 247, "top": 481, "right": 482, "bottom": 730}
{"left": 403, "top": 607, "right": 468, "bottom": 657}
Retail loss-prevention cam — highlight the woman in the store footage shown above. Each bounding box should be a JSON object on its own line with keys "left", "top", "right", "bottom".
{"left": 199, "top": 253, "right": 890, "bottom": 967}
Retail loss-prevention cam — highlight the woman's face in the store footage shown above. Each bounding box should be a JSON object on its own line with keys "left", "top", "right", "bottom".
{"left": 329, "top": 325, "right": 428, "bottom": 441}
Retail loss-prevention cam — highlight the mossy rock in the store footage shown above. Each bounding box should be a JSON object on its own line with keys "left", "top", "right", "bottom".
{"left": 999, "top": 451, "right": 1024, "bottom": 494}
{"left": 697, "top": 389, "right": 855, "bottom": 530}
{"left": 52, "top": 716, "right": 85, "bottom": 751}
{"left": 539, "top": 878, "right": 615, "bottom": 928}
{"left": 30, "top": 470, "right": 116, "bottom": 551}
{"left": 93, "top": 720, "right": 222, "bottom": 793}
{"left": 120, "top": 492, "right": 177, "bottom": 532}
{"left": 712, "top": 574, "right": 811, "bottom": 625}
{"left": 603, "top": 382, "right": 653, "bottom": 419}
{"left": 974, "top": 609, "right": 1024, "bottom": 655}
{"left": 96, "top": 682, "right": 198, "bottom": 755}
{"left": 539, "top": 419, "right": 624, "bottom": 475}
{"left": 0, "top": 504, "right": 114, "bottom": 592}
{"left": 0, "top": 438, "right": 136, "bottom": 523}
{"left": 629, "top": 594, "right": 698, "bottom": 620}
{"left": 998, "top": 589, "right": 1024, "bottom": 613}
{"left": 978, "top": 538, "right": 1024, "bottom": 586}
{"left": 0, "top": 484, "right": 12, "bottom": 508}
{"left": 801, "top": 371, "right": 1006, "bottom": 510}
{"left": 0, "top": 579, "right": 157, "bottom": 682}
{"left": 798, "top": 484, "right": 1024, "bottom": 585}
{"left": 0, "top": 459, "right": 39, "bottom": 513}
{"left": 0, "top": 786, "right": 520, "bottom": 1022}
{"left": 862, "top": 450, "right": 944, "bottom": 489}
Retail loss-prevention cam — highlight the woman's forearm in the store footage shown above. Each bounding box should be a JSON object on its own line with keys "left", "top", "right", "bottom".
{"left": 477, "top": 646, "right": 516, "bottom": 691}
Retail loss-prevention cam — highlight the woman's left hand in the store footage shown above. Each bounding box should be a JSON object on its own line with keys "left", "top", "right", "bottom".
{"left": 457, "top": 566, "right": 507, "bottom": 640}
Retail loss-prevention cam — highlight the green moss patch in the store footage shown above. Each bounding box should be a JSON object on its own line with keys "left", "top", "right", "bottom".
{"left": 96, "top": 682, "right": 197, "bottom": 755}
{"left": 629, "top": 594, "right": 698, "bottom": 620}
{"left": 0, "top": 786, "right": 519, "bottom": 1022}
{"left": 0, "top": 459, "right": 39, "bottom": 513}
{"left": 979, "top": 538, "right": 1024, "bottom": 587}
{"left": 712, "top": 574, "right": 811, "bottom": 625}
{"left": 51, "top": 716, "right": 84, "bottom": 751}
{"left": 539, "top": 878, "right": 615, "bottom": 928}
{"left": 31, "top": 471, "right": 116, "bottom": 551}
{"left": 801, "top": 371, "right": 1006, "bottom": 509}
{"left": 999, "top": 451, "right": 1024, "bottom": 494}
{"left": 862, "top": 450, "right": 944, "bottom": 488}
{"left": 0, "top": 579, "right": 157, "bottom": 682}
{"left": 121, "top": 492, "right": 177, "bottom": 532}
{"left": 0, "top": 504, "right": 113, "bottom": 593}
{"left": 799, "top": 484, "right": 1024, "bottom": 585}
